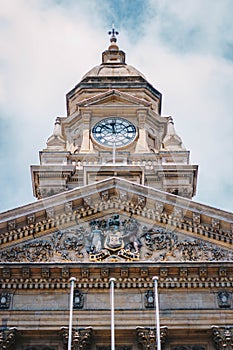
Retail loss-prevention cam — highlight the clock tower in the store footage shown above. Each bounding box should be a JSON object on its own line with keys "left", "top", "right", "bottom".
{"left": 31, "top": 29, "right": 198, "bottom": 200}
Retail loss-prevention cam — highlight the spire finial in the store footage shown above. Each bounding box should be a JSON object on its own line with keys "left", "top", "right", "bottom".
{"left": 108, "top": 23, "right": 119, "bottom": 44}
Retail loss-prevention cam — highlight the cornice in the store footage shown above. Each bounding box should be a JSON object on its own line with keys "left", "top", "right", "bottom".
{"left": 0, "top": 183, "right": 232, "bottom": 253}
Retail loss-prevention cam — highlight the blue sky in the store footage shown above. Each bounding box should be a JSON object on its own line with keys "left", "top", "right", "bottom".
{"left": 0, "top": 0, "right": 232, "bottom": 212}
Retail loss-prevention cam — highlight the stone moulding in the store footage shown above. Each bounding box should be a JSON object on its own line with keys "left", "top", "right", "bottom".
{"left": 0, "top": 263, "right": 232, "bottom": 289}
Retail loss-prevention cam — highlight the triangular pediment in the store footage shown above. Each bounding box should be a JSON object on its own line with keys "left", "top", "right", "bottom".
{"left": 0, "top": 178, "right": 232, "bottom": 264}
{"left": 1, "top": 211, "right": 232, "bottom": 263}
{"left": 77, "top": 89, "right": 151, "bottom": 108}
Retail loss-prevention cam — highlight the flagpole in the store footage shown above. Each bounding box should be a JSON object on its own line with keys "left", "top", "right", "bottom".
{"left": 68, "top": 277, "right": 76, "bottom": 350}
{"left": 152, "top": 276, "right": 161, "bottom": 350}
{"left": 109, "top": 277, "right": 116, "bottom": 350}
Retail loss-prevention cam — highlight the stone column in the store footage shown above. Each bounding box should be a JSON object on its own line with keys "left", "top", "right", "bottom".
{"left": 211, "top": 326, "right": 233, "bottom": 350}
{"left": 0, "top": 328, "right": 18, "bottom": 349}
{"left": 80, "top": 110, "right": 92, "bottom": 153}
{"left": 136, "top": 326, "right": 168, "bottom": 350}
{"left": 60, "top": 327, "right": 92, "bottom": 350}
{"left": 135, "top": 109, "right": 150, "bottom": 153}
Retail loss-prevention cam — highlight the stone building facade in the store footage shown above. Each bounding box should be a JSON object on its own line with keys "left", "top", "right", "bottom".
{"left": 0, "top": 30, "right": 232, "bottom": 350}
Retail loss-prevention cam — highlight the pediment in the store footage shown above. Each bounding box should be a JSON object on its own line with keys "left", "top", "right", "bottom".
{"left": 77, "top": 89, "right": 151, "bottom": 108}
{"left": 0, "top": 178, "right": 232, "bottom": 264}
{"left": 1, "top": 210, "right": 232, "bottom": 264}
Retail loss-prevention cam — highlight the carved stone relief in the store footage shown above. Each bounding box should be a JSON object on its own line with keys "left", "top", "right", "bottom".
{"left": 0, "top": 215, "right": 232, "bottom": 263}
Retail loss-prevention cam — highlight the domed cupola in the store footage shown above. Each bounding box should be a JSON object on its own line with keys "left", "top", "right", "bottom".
{"left": 66, "top": 27, "right": 162, "bottom": 116}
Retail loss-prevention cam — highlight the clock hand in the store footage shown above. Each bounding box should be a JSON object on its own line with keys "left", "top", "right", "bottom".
{"left": 102, "top": 125, "right": 112, "bottom": 131}
{"left": 110, "top": 120, "right": 116, "bottom": 134}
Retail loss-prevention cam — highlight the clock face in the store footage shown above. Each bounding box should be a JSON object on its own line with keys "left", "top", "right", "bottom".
{"left": 92, "top": 117, "right": 136, "bottom": 148}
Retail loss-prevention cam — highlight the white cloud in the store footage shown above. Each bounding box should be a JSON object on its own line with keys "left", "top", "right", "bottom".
{"left": 0, "top": 0, "right": 232, "bottom": 212}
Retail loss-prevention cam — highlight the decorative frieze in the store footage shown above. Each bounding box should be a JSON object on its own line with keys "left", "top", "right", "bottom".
{"left": 0, "top": 327, "right": 18, "bottom": 349}
{"left": 62, "top": 267, "right": 70, "bottom": 279}
{"left": 199, "top": 267, "right": 207, "bottom": 278}
{"left": 2, "top": 268, "right": 11, "bottom": 279}
{"left": 219, "top": 267, "right": 227, "bottom": 277}
{"left": 60, "top": 327, "right": 92, "bottom": 350}
{"left": 100, "top": 191, "right": 109, "bottom": 201}
{"left": 22, "top": 267, "right": 30, "bottom": 279}
{"left": 193, "top": 213, "right": 201, "bottom": 225}
{"left": 179, "top": 267, "right": 188, "bottom": 278}
{"left": 65, "top": 202, "right": 73, "bottom": 214}
{"left": 46, "top": 208, "right": 55, "bottom": 219}
{"left": 212, "top": 218, "right": 220, "bottom": 231}
{"left": 160, "top": 268, "right": 168, "bottom": 277}
{"left": 81, "top": 268, "right": 89, "bottom": 278}
{"left": 101, "top": 268, "right": 109, "bottom": 277}
{"left": 27, "top": 214, "right": 35, "bottom": 225}
{"left": 212, "top": 326, "right": 233, "bottom": 350}
{"left": 7, "top": 220, "right": 16, "bottom": 231}
{"left": 155, "top": 202, "right": 164, "bottom": 214}
{"left": 120, "top": 268, "right": 129, "bottom": 277}
{"left": 136, "top": 326, "right": 168, "bottom": 350}
{"left": 41, "top": 267, "right": 50, "bottom": 279}
{"left": 173, "top": 207, "right": 183, "bottom": 219}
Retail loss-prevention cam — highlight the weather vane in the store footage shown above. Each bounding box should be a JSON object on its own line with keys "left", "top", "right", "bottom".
{"left": 108, "top": 23, "right": 119, "bottom": 43}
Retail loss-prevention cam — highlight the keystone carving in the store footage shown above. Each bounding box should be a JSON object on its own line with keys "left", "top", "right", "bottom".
{"left": 0, "top": 327, "right": 18, "bottom": 349}
{"left": 212, "top": 326, "right": 233, "bottom": 350}
{"left": 136, "top": 326, "right": 168, "bottom": 350}
{"left": 60, "top": 327, "right": 92, "bottom": 350}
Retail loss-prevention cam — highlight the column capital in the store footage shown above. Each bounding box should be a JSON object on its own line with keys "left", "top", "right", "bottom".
{"left": 61, "top": 327, "right": 93, "bottom": 350}
{"left": 136, "top": 326, "right": 168, "bottom": 350}
{"left": 212, "top": 326, "right": 233, "bottom": 350}
{"left": 0, "top": 327, "right": 18, "bottom": 349}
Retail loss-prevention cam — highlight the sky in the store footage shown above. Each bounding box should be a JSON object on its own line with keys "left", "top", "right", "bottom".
{"left": 0, "top": 0, "right": 232, "bottom": 213}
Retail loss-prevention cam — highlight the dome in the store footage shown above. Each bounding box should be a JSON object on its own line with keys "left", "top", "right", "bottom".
{"left": 81, "top": 29, "right": 146, "bottom": 81}
{"left": 81, "top": 63, "right": 146, "bottom": 80}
